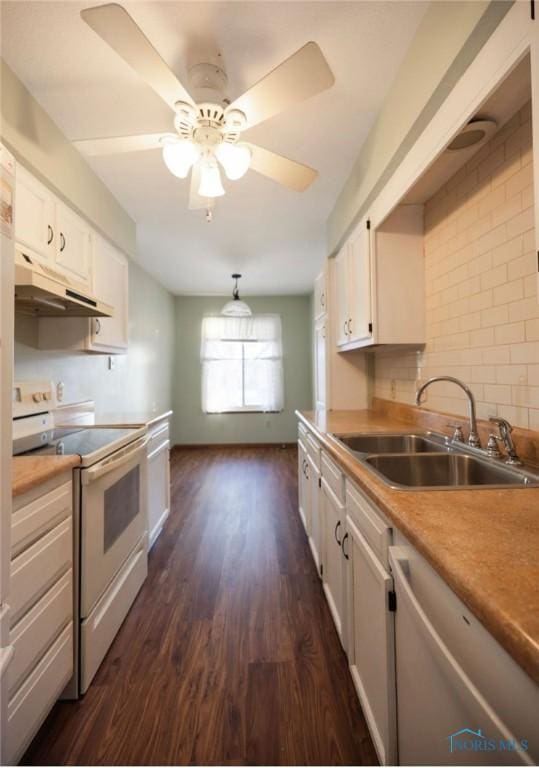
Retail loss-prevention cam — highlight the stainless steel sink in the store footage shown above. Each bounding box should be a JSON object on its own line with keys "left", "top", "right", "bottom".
{"left": 364, "top": 453, "right": 537, "bottom": 490}
{"left": 334, "top": 433, "right": 448, "bottom": 455}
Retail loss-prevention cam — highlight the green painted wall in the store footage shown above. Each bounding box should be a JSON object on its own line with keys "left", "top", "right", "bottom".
{"left": 327, "top": 0, "right": 513, "bottom": 254}
{"left": 173, "top": 295, "right": 312, "bottom": 445}
{"left": 14, "top": 260, "right": 176, "bottom": 415}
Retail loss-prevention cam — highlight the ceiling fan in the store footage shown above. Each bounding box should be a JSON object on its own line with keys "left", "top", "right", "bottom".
{"left": 75, "top": 3, "right": 335, "bottom": 216}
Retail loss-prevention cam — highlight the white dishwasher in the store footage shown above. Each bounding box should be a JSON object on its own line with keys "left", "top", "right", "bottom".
{"left": 389, "top": 544, "right": 538, "bottom": 766}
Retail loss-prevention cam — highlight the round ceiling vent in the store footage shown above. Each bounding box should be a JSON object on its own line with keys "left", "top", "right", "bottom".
{"left": 447, "top": 119, "right": 497, "bottom": 151}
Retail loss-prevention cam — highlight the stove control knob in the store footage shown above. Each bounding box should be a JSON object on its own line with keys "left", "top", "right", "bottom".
{"left": 42, "top": 392, "right": 51, "bottom": 400}
{"left": 32, "top": 393, "right": 43, "bottom": 403}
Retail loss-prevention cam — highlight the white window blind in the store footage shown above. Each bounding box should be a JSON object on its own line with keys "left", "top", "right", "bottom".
{"left": 201, "top": 315, "right": 283, "bottom": 413}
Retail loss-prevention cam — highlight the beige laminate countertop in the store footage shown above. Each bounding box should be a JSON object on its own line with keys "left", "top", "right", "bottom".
{"left": 92, "top": 410, "right": 173, "bottom": 428}
{"left": 12, "top": 455, "right": 80, "bottom": 498}
{"left": 297, "top": 408, "right": 539, "bottom": 685}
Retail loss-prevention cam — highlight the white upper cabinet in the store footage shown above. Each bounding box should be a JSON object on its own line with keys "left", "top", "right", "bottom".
{"left": 15, "top": 166, "right": 55, "bottom": 264}
{"left": 334, "top": 216, "right": 372, "bottom": 348}
{"left": 89, "top": 235, "right": 128, "bottom": 353}
{"left": 54, "top": 202, "right": 92, "bottom": 292}
{"left": 15, "top": 165, "right": 93, "bottom": 293}
{"left": 335, "top": 244, "right": 351, "bottom": 347}
{"left": 334, "top": 207, "right": 424, "bottom": 350}
{"left": 313, "top": 267, "right": 327, "bottom": 320}
{"left": 347, "top": 220, "right": 372, "bottom": 345}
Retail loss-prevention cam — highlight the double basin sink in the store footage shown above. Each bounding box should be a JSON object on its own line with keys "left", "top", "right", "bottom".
{"left": 332, "top": 432, "right": 539, "bottom": 490}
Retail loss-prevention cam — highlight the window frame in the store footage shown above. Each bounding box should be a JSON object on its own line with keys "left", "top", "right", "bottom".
{"left": 201, "top": 315, "right": 284, "bottom": 415}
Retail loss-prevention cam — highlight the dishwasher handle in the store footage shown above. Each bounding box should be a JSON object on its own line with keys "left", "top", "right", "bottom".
{"left": 81, "top": 436, "right": 149, "bottom": 485}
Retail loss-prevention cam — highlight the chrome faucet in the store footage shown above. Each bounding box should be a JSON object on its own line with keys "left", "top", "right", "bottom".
{"left": 415, "top": 376, "right": 481, "bottom": 448}
{"left": 489, "top": 417, "right": 522, "bottom": 465}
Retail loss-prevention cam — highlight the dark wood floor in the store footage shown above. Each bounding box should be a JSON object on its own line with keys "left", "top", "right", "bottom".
{"left": 23, "top": 446, "right": 377, "bottom": 766}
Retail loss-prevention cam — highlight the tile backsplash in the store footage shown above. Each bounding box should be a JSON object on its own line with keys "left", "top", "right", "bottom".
{"left": 373, "top": 101, "right": 538, "bottom": 430}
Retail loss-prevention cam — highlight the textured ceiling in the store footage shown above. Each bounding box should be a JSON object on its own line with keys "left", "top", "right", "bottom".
{"left": 1, "top": 1, "right": 428, "bottom": 295}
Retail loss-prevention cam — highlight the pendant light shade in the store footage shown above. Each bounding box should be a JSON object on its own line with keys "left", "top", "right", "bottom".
{"left": 215, "top": 142, "right": 251, "bottom": 180}
{"left": 162, "top": 139, "right": 200, "bottom": 178}
{"left": 198, "top": 158, "right": 225, "bottom": 198}
{"left": 221, "top": 274, "right": 252, "bottom": 316}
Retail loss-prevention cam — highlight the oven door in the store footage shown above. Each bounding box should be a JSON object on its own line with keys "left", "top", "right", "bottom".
{"left": 80, "top": 436, "right": 148, "bottom": 618}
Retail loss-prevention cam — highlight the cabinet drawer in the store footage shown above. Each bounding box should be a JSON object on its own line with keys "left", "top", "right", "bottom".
{"left": 321, "top": 452, "right": 345, "bottom": 504}
{"left": 9, "top": 570, "right": 72, "bottom": 697}
{"left": 12, "top": 481, "right": 72, "bottom": 558}
{"left": 6, "top": 623, "right": 73, "bottom": 766}
{"left": 305, "top": 432, "right": 321, "bottom": 468}
{"left": 10, "top": 517, "right": 72, "bottom": 626}
{"left": 80, "top": 538, "right": 147, "bottom": 693}
{"left": 346, "top": 482, "right": 391, "bottom": 569}
{"left": 148, "top": 420, "right": 169, "bottom": 445}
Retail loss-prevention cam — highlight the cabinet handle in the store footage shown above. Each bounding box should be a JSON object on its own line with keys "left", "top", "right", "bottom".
{"left": 343, "top": 320, "right": 348, "bottom": 337}
{"left": 334, "top": 520, "right": 342, "bottom": 546}
{"left": 321, "top": 292, "right": 325, "bottom": 308}
{"left": 47, "top": 225, "right": 54, "bottom": 245}
{"left": 95, "top": 318, "right": 101, "bottom": 335}
{"left": 305, "top": 463, "right": 309, "bottom": 481}
{"left": 60, "top": 232, "right": 66, "bottom": 252}
{"left": 348, "top": 318, "right": 352, "bottom": 336}
{"left": 321, "top": 324, "right": 326, "bottom": 339}
{"left": 342, "top": 532, "right": 349, "bottom": 560}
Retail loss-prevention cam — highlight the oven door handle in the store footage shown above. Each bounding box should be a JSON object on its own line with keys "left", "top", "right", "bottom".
{"left": 81, "top": 436, "right": 149, "bottom": 485}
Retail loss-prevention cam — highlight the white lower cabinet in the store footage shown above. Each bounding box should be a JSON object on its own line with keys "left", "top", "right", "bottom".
{"left": 4, "top": 474, "right": 74, "bottom": 766}
{"left": 147, "top": 420, "right": 171, "bottom": 550}
{"left": 296, "top": 419, "right": 539, "bottom": 767}
{"left": 306, "top": 454, "right": 321, "bottom": 573}
{"left": 320, "top": 469, "right": 346, "bottom": 644}
{"left": 346, "top": 514, "right": 396, "bottom": 765}
{"left": 297, "top": 435, "right": 310, "bottom": 533}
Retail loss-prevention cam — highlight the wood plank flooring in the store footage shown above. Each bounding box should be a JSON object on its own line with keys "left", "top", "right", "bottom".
{"left": 22, "top": 446, "right": 378, "bottom": 766}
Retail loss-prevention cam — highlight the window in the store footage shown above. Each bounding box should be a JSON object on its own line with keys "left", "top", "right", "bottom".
{"left": 201, "top": 315, "right": 283, "bottom": 413}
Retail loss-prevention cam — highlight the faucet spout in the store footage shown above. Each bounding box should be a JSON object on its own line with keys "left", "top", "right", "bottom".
{"left": 415, "top": 376, "right": 480, "bottom": 448}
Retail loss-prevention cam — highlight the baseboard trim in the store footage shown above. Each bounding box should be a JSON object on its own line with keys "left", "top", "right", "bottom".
{"left": 172, "top": 442, "right": 297, "bottom": 450}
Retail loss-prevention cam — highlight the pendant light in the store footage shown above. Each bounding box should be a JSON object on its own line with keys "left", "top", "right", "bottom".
{"left": 221, "top": 273, "right": 252, "bottom": 317}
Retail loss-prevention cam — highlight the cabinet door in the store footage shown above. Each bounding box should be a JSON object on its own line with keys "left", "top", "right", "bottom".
{"left": 307, "top": 456, "right": 321, "bottom": 574}
{"left": 297, "top": 439, "right": 309, "bottom": 532}
{"left": 90, "top": 236, "right": 128, "bottom": 353}
{"left": 147, "top": 433, "right": 170, "bottom": 550}
{"left": 334, "top": 244, "right": 350, "bottom": 347}
{"left": 347, "top": 217, "right": 372, "bottom": 344}
{"left": 313, "top": 268, "right": 327, "bottom": 320}
{"left": 14, "top": 166, "right": 55, "bottom": 262}
{"left": 55, "top": 202, "right": 92, "bottom": 290}
{"left": 314, "top": 316, "right": 327, "bottom": 410}
{"left": 347, "top": 516, "right": 396, "bottom": 766}
{"left": 321, "top": 478, "right": 345, "bottom": 641}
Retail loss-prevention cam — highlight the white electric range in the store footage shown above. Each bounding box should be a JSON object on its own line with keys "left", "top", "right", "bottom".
{"left": 13, "top": 381, "right": 149, "bottom": 697}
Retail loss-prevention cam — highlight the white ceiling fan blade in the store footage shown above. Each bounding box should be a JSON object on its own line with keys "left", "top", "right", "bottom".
{"left": 73, "top": 132, "right": 166, "bottom": 156}
{"left": 189, "top": 164, "right": 214, "bottom": 210}
{"left": 81, "top": 3, "right": 194, "bottom": 111}
{"left": 247, "top": 144, "right": 318, "bottom": 192}
{"left": 226, "top": 42, "right": 334, "bottom": 130}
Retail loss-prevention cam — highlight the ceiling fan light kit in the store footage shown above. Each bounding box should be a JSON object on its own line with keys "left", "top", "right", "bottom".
{"left": 198, "top": 156, "right": 226, "bottom": 198}
{"left": 161, "top": 137, "right": 200, "bottom": 178}
{"left": 77, "top": 2, "right": 335, "bottom": 215}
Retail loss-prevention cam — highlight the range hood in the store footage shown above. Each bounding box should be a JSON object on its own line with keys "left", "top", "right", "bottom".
{"left": 14, "top": 250, "right": 113, "bottom": 317}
